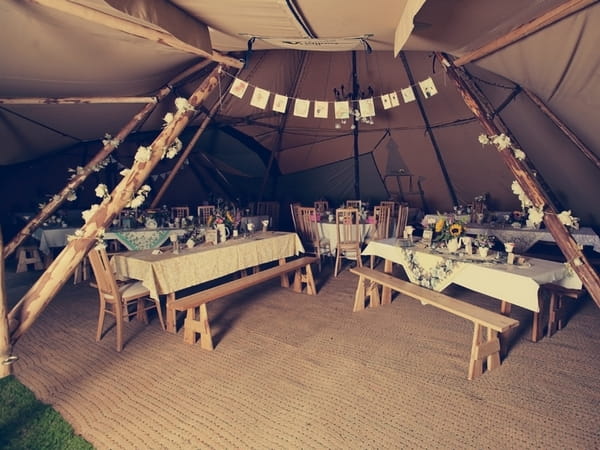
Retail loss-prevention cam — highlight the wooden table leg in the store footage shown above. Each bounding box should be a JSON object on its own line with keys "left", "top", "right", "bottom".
{"left": 499, "top": 301, "right": 513, "bottom": 357}
{"left": 381, "top": 259, "right": 393, "bottom": 305}
{"left": 166, "top": 292, "right": 177, "bottom": 333}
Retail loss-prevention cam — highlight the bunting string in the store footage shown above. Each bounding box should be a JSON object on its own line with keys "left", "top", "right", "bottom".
{"left": 223, "top": 70, "right": 444, "bottom": 125}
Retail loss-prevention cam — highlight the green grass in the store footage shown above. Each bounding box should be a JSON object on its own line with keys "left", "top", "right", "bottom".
{"left": 0, "top": 375, "right": 93, "bottom": 449}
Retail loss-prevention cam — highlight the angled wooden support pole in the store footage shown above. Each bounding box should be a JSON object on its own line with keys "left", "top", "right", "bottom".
{"left": 8, "top": 65, "right": 226, "bottom": 345}
{"left": 0, "top": 229, "right": 14, "bottom": 378}
{"left": 436, "top": 53, "right": 600, "bottom": 309}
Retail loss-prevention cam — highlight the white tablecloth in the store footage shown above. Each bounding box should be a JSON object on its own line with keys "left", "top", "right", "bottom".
{"left": 362, "top": 238, "right": 582, "bottom": 312}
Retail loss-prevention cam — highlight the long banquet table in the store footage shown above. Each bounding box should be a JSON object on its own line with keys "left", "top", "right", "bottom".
{"left": 111, "top": 231, "right": 305, "bottom": 331}
{"left": 361, "top": 238, "right": 582, "bottom": 313}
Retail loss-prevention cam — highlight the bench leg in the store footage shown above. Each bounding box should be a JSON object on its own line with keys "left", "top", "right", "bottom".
{"left": 183, "top": 305, "right": 214, "bottom": 350}
{"left": 293, "top": 263, "right": 317, "bottom": 295}
{"left": 468, "top": 323, "right": 501, "bottom": 380}
{"left": 353, "top": 276, "right": 367, "bottom": 312}
{"left": 381, "top": 259, "right": 393, "bottom": 305}
{"left": 279, "top": 258, "right": 291, "bottom": 288}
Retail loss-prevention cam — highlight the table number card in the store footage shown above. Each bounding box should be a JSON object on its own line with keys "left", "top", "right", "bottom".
{"left": 422, "top": 229, "right": 433, "bottom": 245}
{"left": 205, "top": 229, "right": 218, "bottom": 245}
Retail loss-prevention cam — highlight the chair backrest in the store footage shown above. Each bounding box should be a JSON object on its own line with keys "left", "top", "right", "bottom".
{"left": 197, "top": 205, "right": 215, "bottom": 225}
{"left": 395, "top": 203, "right": 410, "bottom": 238}
{"left": 290, "top": 203, "right": 301, "bottom": 232}
{"left": 373, "top": 205, "right": 392, "bottom": 240}
{"left": 297, "top": 207, "right": 321, "bottom": 245}
{"left": 336, "top": 208, "right": 361, "bottom": 244}
{"left": 87, "top": 246, "right": 120, "bottom": 305}
{"left": 345, "top": 200, "right": 362, "bottom": 210}
{"left": 314, "top": 201, "right": 328, "bottom": 213}
{"left": 256, "top": 201, "right": 280, "bottom": 228}
{"left": 171, "top": 206, "right": 189, "bottom": 219}
{"left": 380, "top": 201, "right": 397, "bottom": 217}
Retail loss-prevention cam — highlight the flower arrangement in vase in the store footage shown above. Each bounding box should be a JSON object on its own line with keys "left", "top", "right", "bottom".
{"left": 474, "top": 234, "right": 495, "bottom": 257}
{"left": 433, "top": 216, "right": 466, "bottom": 251}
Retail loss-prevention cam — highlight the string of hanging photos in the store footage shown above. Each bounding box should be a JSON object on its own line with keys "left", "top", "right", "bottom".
{"left": 224, "top": 70, "right": 442, "bottom": 129}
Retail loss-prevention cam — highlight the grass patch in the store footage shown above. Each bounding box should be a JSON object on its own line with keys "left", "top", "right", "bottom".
{"left": 0, "top": 375, "right": 93, "bottom": 449}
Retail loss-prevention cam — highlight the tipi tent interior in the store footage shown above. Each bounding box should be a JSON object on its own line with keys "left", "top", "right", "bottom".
{"left": 1, "top": 1, "right": 600, "bottom": 447}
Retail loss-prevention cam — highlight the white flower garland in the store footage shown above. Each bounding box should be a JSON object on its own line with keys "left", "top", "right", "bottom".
{"left": 478, "top": 134, "right": 580, "bottom": 230}
{"left": 478, "top": 133, "right": 526, "bottom": 160}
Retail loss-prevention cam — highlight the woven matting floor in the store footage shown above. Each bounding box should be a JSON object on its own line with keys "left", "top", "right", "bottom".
{"left": 7, "top": 260, "right": 600, "bottom": 449}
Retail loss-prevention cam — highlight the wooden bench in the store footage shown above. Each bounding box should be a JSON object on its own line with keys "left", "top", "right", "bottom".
{"left": 350, "top": 267, "right": 519, "bottom": 380}
{"left": 167, "top": 256, "right": 318, "bottom": 350}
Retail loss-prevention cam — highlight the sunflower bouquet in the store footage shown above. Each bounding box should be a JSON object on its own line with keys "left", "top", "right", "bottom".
{"left": 433, "top": 217, "right": 466, "bottom": 244}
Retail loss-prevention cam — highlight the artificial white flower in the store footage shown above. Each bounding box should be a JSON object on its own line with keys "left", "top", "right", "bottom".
{"left": 134, "top": 146, "right": 152, "bottom": 163}
{"left": 120, "top": 168, "right": 131, "bottom": 177}
{"left": 557, "top": 210, "right": 579, "bottom": 228}
{"left": 102, "top": 133, "right": 120, "bottom": 148}
{"left": 82, "top": 204, "right": 100, "bottom": 223}
{"left": 66, "top": 190, "right": 77, "bottom": 202}
{"left": 492, "top": 133, "right": 512, "bottom": 150}
{"left": 128, "top": 195, "right": 145, "bottom": 209}
{"left": 478, "top": 134, "right": 490, "bottom": 145}
{"left": 526, "top": 206, "right": 545, "bottom": 227}
{"left": 95, "top": 183, "right": 109, "bottom": 199}
{"left": 511, "top": 180, "right": 532, "bottom": 208}
{"left": 74, "top": 229, "right": 84, "bottom": 237}
{"left": 141, "top": 184, "right": 151, "bottom": 192}
{"left": 164, "top": 138, "right": 182, "bottom": 159}
{"left": 163, "top": 112, "right": 174, "bottom": 125}
{"left": 513, "top": 148, "right": 526, "bottom": 161}
{"left": 175, "top": 97, "right": 195, "bottom": 113}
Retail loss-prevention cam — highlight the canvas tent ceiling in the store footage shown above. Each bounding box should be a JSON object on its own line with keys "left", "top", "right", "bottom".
{"left": 1, "top": 0, "right": 599, "bottom": 227}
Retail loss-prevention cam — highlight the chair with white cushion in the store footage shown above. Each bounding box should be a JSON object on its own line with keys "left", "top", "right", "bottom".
{"left": 87, "top": 245, "right": 165, "bottom": 352}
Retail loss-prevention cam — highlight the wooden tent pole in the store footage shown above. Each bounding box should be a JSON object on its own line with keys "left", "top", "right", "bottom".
{"left": 0, "top": 228, "right": 13, "bottom": 378}
{"left": 454, "top": 0, "right": 597, "bottom": 66}
{"left": 522, "top": 88, "right": 600, "bottom": 170}
{"left": 150, "top": 100, "right": 221, "bottom": 207}
{"left": 0, "top": 97, "right": 155, "bottom": 105}
{"left": 400, "top": 51, "right": 459, "bottom": 207}
{"left": 437, "top": 53, "right": 600, "bottom": 308}
{"left": 7, "top": 65, "right": 225, "bottom": 345}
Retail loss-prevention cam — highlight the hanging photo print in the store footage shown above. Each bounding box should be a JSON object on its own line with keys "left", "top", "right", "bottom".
{"left": 359, "top": 98, "right": 375, "bottom": 117}
{"left": 380, "top": 94, "right": 392, "bottom": 110}
{"left": 273, "top": 94, "right": 289, "bottom": 113}
{"left": 401, "top": 86, "right": 416, "bottom": 103}
{"left": 390, "top": 91, "right": 400, "bottom": 107}
{"left": 229, "top": 78, "right": 249, "bottom": 98}
{"left": 419, "top": 77, "right": 438, "bottom": 98}
{"left": 334, "top": 100, "right": 350, "bottom": 119}
{"left": 293, "top": 98, "right": 310, "bottom": 118}
{"left": 314, "top": 101, "right": 329, "bottom": 118}
{"left": 250, "top": 87, "right": 270, "bottom": 109}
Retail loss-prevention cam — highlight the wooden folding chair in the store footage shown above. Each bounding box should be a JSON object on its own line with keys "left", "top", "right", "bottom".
{"left": 297, "top": 206, "right": 331, "bottom": 271}
{"left": 87, "top": 245, "right": 165, "bottom": 352}
{"left": 369, "top": 205, "right": 392, "bottom": 268}
{"left": 334, "top": 208, "right": 363, "bottom": 277}
{"left": 197, "top": 205, "right": 215, "bottom": 225}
